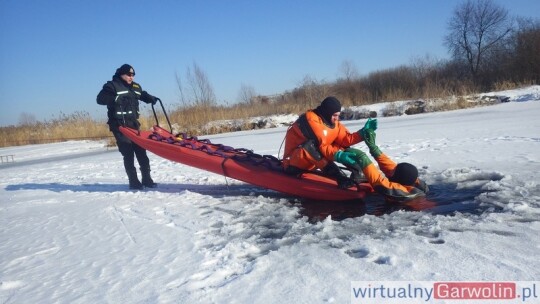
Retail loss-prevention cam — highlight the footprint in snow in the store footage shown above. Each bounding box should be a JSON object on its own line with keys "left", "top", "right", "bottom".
{"left": 346, "top": 248, "right": 370, "bottom": 259}
{"left": 414, "top": 229, "right": 446, "bottom": 245}
{"left": 346, "top": 248, "right": 396, "bottom": 265}
{"left": 372, "top": 255, "right": 394, "bottom": 265}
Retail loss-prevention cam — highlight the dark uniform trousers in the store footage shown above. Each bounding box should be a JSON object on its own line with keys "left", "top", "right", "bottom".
{"left": 112, "top": 129, "right": 151, "bottom": 174}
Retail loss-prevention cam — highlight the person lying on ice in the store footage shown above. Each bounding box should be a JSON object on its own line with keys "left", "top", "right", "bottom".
{"left": 339, "top": 128, "right": 429, "bottom": 201}
{"left": 282, "top": 96, "right": 377, "bottom": 189}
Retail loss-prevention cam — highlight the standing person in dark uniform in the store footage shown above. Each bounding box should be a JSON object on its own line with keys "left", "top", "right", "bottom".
{"left": 97, "top": 64, "right": 158, "bottom": 190}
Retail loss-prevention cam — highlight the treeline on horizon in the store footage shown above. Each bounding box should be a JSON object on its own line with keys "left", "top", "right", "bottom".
{"left": 1, "top": 0, "right": 539, "bottom": 148}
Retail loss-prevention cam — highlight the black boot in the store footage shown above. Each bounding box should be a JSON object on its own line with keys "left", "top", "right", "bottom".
{"left": 348, "top": 166, "right": 365, "bottom": 183}
{"left": 141, "top": 167, "right": 157, "bottom": 188}
{"left": 126, "top": 168, "right": 143, "bottom": 190}
{"left": 323, "top": 163, "right": 354, "bottom": 189}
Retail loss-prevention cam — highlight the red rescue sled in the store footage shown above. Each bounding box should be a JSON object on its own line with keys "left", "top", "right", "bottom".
{"left": 119, "top": 125, "right": 374, "bottom": 201}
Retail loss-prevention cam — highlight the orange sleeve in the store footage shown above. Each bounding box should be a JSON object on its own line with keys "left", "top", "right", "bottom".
{"left": 362, "top": 162, "right": 390, "bottom": 188}
{"left": 306, "top": 111, "right": 362, "bottom": 160}
{"left": 374, "top": 153, "right": 397, "bottom": 177}
{"left": 362, "top": 162, "right": 418, "bottom": 198}
{"left": 334, "top": 121, "right": 362, "bottom": 148}
{"left": 363, "top": 154, "right": 427, "bottom": 200}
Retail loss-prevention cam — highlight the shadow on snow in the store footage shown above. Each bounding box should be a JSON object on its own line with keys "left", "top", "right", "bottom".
{"left": 298, "top": 182, "right": 490, "bottom": 221}
{"left": 5, "top": 181, "right": 491, "bottom": 221}
{"left": 4, "top": 182, "right": 285, "bottom": 198}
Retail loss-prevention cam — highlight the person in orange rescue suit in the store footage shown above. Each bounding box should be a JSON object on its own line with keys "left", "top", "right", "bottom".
{"left": 345, "top": 128, "right": 429, "bottom": 201}
{"left": 96, "top": 64, "right": 158, "bottom": 190}
{"left": 282, "top": 96, "right": 377, "bottom": 189}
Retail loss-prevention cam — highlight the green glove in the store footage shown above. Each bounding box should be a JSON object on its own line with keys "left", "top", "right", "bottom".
{"left": 365, "top": 117, "right": 378, "bottom": 131}
{"left": 363, "top": 129, "right": 382, "bottom": 157}
{"left": 334, "top": 150, "right": 357, "bottom": 167}
{"left": 358, "top": 117, "right": 378, "bottom": 139}
{"left": 345, "top": 148, "right": 373, "bottom": 169}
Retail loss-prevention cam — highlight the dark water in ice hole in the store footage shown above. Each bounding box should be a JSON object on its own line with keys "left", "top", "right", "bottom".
{"left": 299, "top": 183, "right": 488, "bottom": 221}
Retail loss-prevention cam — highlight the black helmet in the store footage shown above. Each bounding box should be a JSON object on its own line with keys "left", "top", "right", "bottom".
{"left": 389, "top": 162, "right": 418, "bottom": 186}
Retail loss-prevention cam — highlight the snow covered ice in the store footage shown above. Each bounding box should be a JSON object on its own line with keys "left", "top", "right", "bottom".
{"left": 1, "top": 86, "right": 539, "bottom": 303}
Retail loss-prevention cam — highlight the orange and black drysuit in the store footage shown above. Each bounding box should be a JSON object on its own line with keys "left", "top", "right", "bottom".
{"left": 361, "top": 153, "right": 428, "bottom": 201}
{"left": 283, "top": 110, "right": 362, "bottom": 171}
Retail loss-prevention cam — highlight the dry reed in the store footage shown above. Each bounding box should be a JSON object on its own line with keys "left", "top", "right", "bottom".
{"left": 0, "top": 81, "right": 531, "bottom": 148}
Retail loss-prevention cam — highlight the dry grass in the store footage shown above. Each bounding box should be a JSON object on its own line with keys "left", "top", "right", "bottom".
{"left": 156, "top": 101, "right": 304, "bottom": 136}
{"left": 0, "top": 112, "right": 110, "bottom": 147}
{"left": 0, "top": 81, "right": 530, "bottom": 148}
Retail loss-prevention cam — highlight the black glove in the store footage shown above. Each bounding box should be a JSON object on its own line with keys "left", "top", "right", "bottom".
{"left": 148, "top": 95, "right": 158, "bottom": 105}
{"left": 142, "top": 91, "right": 158, "bottom": 105}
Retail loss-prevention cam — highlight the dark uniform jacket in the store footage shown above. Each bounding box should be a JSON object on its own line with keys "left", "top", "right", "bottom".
{"left": 96, "top": 75, "right": 154, "bottom": 131}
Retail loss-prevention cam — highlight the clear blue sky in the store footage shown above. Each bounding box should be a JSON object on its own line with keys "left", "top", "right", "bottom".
{"left": 1, "top": 0, "right": 539, "bottom": 126}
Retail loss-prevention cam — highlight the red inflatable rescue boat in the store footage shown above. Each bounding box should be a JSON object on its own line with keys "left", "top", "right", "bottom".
{"left": 119, "top": 125, "right": 374, "bottom": 201}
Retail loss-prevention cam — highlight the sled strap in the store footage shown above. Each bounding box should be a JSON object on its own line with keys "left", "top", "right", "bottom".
{"left": 147, "top": 129, "right": 282, "bottom": 171}
{"left": 232, "top": 152, "right": 282, "bottom": 171}
{"left": 296, "top": 114, "right": 323, "bottom": 161}
{"left": 297, "top": 114, "right": 319, "bottom": 146}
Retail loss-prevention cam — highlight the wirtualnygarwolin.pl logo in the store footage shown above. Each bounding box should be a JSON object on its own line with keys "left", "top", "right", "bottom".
{"left": 351, "top": 281, "right": 538, "bottom": 303}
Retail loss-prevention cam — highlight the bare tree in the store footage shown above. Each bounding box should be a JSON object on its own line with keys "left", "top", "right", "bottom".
{"left": 339, "top": 60, "right": 360, "bottom": 83}
{"left": 298, "top": 75, "right": 330, "bottom": 107}
{"left": 175, "top": 71, "right": 188, "bottom": 107}
{"left": 411, "top": 54, "right": 440, "bottom": 80}
{"left": 513, "top": 18, "right": 540, "bottom": 83}
{"left": 444, "top": 0, "right": 513, "bottom": 84}
{"left": 18, "top": 112, "right": 37, "bottom": 126}
{"left": 336, "top": 60, "right": 361, "bottom": 104}
{"left": 175, "top": 62, "right": 216, "bottom": 107}
{"left": 238, "top": 84, "right": 257, "bottom": 105}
